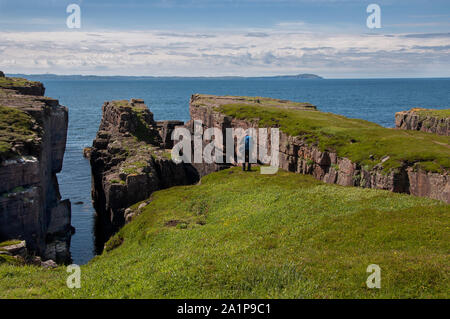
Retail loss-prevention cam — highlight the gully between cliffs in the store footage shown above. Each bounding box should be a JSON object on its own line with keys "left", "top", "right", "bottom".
{"left": 88, "top": 99, "right": 223, "bottom": 253}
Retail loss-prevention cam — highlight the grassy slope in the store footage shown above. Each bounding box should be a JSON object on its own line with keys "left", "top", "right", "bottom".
{"left": 217, "top": 103, "right": 450, "bottom": 172}
{"left": 0, "top": 105, "right": 36, "bottom": 160}
{"left": 0, "top": 167, "right": 448, "bottom": 298}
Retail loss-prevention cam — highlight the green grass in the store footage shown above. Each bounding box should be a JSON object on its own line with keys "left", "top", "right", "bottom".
{"left": 121, "top": 161, "right": 148, "bottom": 175}
{"left": 0, "top": 241, "right": 23, "bottom": 261}
{"left": 0, "top": 105, "right": 36, "bottom": 161}
{"left": 410, "top": 108, "right": 450, "bottom": 120}
{"left": 0, "top": 167, "right": 448, "bottom": 298}
{"left": 0, "top": 77, "right": 39, "bottom": 89}
{"left": 0, "top": 240, "right": 23, "bottom": 248}
{"left": 220, "top": 95, "right": 316, "bottom": 110}
{"left": 217, "top": 103, "right": 450, "bottom": 172}
{"left": 0, "top": 255, "right": 23, "bottom": 265}
{"left": 104, "top": 234, "right": 124, "bottom": 252}
{"left": 110, "top": 179, "right": 125, "bottom": 185}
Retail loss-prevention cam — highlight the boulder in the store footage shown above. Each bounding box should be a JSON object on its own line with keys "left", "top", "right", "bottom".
{"left": 83, "top": 147, "right": 92, "bottom": 159}
{"left": 41, "top": 259, "right": 58, "bottom": 269}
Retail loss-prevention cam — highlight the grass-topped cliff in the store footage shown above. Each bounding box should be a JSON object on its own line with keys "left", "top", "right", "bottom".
{"left": 0, "top": 167, "right": 448, "bottom": 298}
{"left": 0, "top": 75, "right": 44, "bottom": 96}
{"left": 0, "top": 105, "right": 37, "bottom": 161}
{"left": 0, "top": 73, "right": 71, "bottom": 263}
{"left": 190, "top": 95, "right": 450, "bottom": 173}
{"left": 406, "top": 108, "right": 450, "bottom": 120}
{"left": 0, "top": 77, "right": 38, "bottom": 89}
{"left": 395, "top": 107, "right": 449, "bottom": 137}
{"left": 89, "top": 98, "right": 195, "bottom": 240}
{"left": 0, "top": 74, "right": 46, "bottom": 161}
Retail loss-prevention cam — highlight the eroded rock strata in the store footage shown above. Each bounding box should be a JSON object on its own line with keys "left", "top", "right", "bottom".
{"left": 396, "top": 108, "right": 450, "bottom": 136}
{"left": 156, "top": 120, "right": 185, "bottom": 149}
{"left": 90, "top": 99, "right": 204, "bottom": 246}
{"left": 0, "top": 73, "right": 72, "bottom": 263}
{"left": 189, "top": 94, "right": 450, "bottom": 203}
{"left": 91, "top": 94, "right": 449, "bottom": 248}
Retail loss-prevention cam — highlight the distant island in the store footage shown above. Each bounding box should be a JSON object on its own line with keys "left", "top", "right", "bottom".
{"left": 262, "top": 74, "right": 323, "bottom": 79}
{"left": 6, "top": 73, "right": 323, "bottom": 81}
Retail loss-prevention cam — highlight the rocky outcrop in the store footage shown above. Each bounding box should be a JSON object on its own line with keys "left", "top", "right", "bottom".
{"left": 0, "top": 240, "right": 58, "bottom": 268}
{"left": 90, "top": 99, "right": 202, "bottom": 249}
{"left": 0, "top": 75, "right": 45, "bottom": 96}
{"left": 189, "top": 94, "right": 450, "bottom": 203}
{"left": 156, "top": 120, "right": 185, "bottom": 149}
{"left": 0, "top": 74, "right": 72, "bottom": 263}
{"left": 396, "top": 108, "right": 449, "bottom": 136}
{"left": 0, "top": 240, "right": 27, "bottom": 259}
{"left": 83, "top": 147, "right": 92, "bottom": 159}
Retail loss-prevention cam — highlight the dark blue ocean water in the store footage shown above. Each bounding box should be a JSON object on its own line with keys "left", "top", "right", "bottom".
{"left": 39, "top": 78, "right": 449, "bottom": 265}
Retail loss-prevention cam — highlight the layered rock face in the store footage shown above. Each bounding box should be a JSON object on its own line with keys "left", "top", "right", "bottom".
{"left": 0, "top": 74, "right": 72, "bottom": 263}
{"left": 396, "top": 108, "right": 449, "bottom": 136}
{"left": 156, "top": 120, "right": 185, "bottom": 149}
{"left": 189, "top": 94, "right": 450, "bottom": 203}
{"left": 90, "top": 99, "right": 201, "bottom": 247}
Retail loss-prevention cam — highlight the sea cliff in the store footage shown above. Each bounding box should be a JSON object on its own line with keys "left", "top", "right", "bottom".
{"left": 89, "top": 99, "right": 206, "bottom": 247}
{"left": 189, "top": 94, "right": 450, "bottom": 203}
{"left": 0, "top": 73, "right": 72, "bottom": 263}
{"left": 89, "top": 94, "right": 450, "bottom": 250}
{"left": 395, "top": 108, "right": 450, "bottom": 136}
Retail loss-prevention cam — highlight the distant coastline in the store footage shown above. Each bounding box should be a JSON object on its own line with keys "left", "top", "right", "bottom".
{"left": 6, "top": 73, "right": 323, "bottom": 81}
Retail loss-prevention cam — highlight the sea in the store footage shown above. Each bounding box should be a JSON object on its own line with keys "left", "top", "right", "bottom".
{"left": 23, "top": 76, "right": 449, "bottom": 265}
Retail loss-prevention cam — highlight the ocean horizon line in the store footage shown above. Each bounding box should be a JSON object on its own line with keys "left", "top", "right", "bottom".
{"left": 5, "top": 73, "right": 450, "bottom": 80}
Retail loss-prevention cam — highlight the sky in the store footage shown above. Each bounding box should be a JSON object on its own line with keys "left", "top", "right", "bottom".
{"left": 0, "top": 0, "right": 449, "bottom": 78}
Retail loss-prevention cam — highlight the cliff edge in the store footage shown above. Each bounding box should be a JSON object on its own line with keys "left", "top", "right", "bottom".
{"left": 395, "top": 108, "right": 449, "bottom": 136}
{"left": 0, "top": 72, "right": 72, "bottom": 263}
{"left": 189, "top": 94, "right": 450, "bottom": 203}
{"left": 90, "top": 99, "right": 200, "bottom": 248}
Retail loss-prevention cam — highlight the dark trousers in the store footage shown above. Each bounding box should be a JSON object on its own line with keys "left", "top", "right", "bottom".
{"left": 242, "top": 149, "right": 251, "bottom": 171}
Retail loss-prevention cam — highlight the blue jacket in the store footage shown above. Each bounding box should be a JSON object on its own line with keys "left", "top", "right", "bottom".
{"left": 245, "top": 135, "right": 251, "bottom": 151}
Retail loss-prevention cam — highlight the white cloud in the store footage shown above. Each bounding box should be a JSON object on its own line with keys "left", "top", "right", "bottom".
{"left": 275, "top": 21, "right": 307, "bottom": 28}
{"left": 0, "top": 29, "right": 449, "bottom": 77}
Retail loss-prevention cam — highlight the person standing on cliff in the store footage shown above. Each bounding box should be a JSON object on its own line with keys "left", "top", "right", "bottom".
{"left": 243, "top": 135, "right": 252, "bottom": 171}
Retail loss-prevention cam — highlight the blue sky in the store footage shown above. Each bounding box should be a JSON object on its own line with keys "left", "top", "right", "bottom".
{"left": 0, "top": 0, "right": 449, "bottom": 77}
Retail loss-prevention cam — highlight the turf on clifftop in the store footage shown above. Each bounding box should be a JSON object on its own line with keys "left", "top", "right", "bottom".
{"left": 0, "top": 167, "right": 448, "bottom": 298}
{"left": 0, "top": 76, "right": 40, "bottom": 90}
{"left": 408, "top": 108, "right": 450, "bottom": 120}
{"left": 0, "top": 105, "right": 37, "bottom": 161}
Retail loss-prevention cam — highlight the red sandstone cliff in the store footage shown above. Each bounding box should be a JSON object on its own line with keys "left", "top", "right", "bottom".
{"left": 396, "top": 108, "right": 449, "bottom": 136}
{"left": 189, "top": 94, "right": 449, "bottom": 203}
{"left": 89, "top": 99, "right": 202, "bottom": 248}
